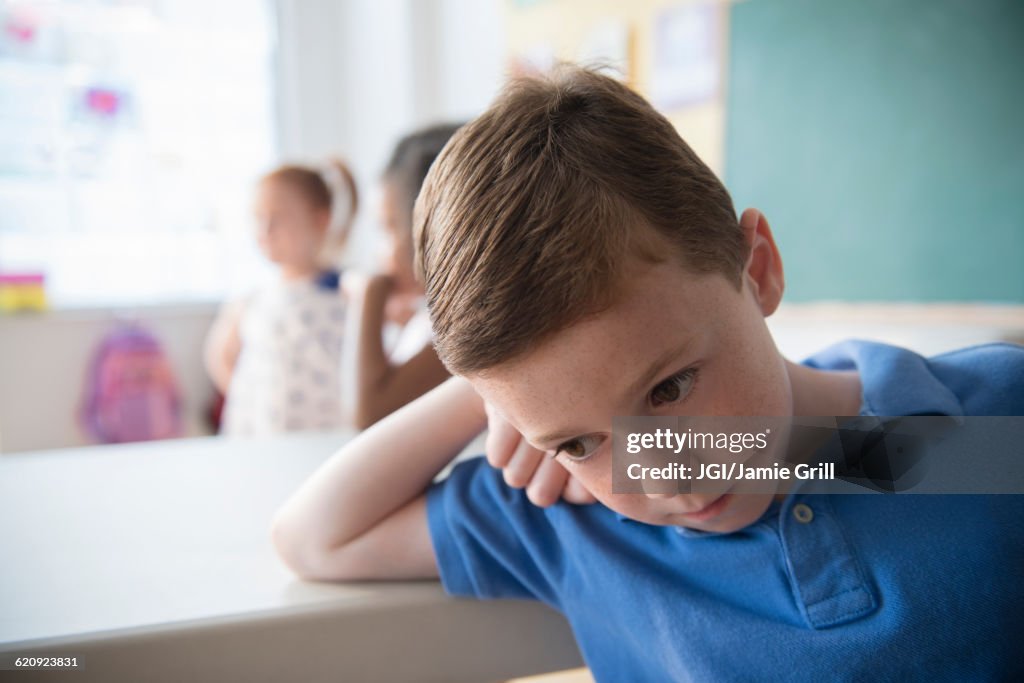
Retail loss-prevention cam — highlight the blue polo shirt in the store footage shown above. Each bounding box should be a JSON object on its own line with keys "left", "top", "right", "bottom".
{"left": 426, "top": 341, "right": 1024, "bottom": 682}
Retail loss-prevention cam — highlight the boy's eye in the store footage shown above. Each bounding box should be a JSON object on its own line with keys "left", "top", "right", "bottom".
{"left": 649, "top": 368, "right": 698, "bottom": 407}
{"left": 554, "top": 434, "right": 605, "bottom": 462}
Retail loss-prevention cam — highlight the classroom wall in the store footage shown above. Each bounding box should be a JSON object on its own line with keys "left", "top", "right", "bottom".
{"left": 726, "top": 0, "right": 1024, "bottom": 302}
{"left": 504, "top": 0, "right": 729, "bottom": 176}
{"left": 276, "top": 0, "right": 505, "bottom": 269}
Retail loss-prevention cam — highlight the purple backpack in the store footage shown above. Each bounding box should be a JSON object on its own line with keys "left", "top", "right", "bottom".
{"left": 80, "top": 326, "right": 184, "bottom": 444}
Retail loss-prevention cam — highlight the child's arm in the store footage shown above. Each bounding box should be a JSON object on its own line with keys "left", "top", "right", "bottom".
{"left": 342, "top": 273, "right": 450, "bottom": 429}
{"left": 270, "top": 376, "right": 487, "bottom": 581}
{"left": 203, "top": 299, "right": 246, "bottom": 394}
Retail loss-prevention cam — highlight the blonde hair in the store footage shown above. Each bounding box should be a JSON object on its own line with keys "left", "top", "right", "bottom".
{"left": 414, "top": 65, "right": 744, "bottom": 374}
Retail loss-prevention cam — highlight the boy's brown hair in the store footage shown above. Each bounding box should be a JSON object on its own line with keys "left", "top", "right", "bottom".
{"left": 414, "top": 65, "right": 745, "bottom": 375}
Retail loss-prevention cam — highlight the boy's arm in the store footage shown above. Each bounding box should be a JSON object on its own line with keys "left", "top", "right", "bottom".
{"left": 342, "top": 273, "right": 450, "bottom": 429}
{"left": 271, "top": 376, "right": 487, "bottom": 581}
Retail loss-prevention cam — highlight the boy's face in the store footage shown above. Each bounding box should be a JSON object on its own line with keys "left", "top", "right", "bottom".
{"left": 468, "top": 217, "right": 791, "bottom": 532}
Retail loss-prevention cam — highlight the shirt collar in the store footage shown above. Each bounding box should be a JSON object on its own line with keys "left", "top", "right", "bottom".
{"left": 800, "top": 339, "right": 963, "bottom": 418}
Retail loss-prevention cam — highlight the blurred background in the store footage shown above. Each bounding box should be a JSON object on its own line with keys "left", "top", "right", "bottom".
{"left": 0, "top": 0, "right": 1021, "bottom": 453}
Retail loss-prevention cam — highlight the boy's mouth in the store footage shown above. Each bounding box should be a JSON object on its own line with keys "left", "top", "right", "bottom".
{"left": 679, "top": 493, "right": 733, "bottom": 522}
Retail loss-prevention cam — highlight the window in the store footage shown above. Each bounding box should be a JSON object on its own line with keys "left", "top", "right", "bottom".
{"left": 0, "top": 0, "right": 277, "bottom": 307}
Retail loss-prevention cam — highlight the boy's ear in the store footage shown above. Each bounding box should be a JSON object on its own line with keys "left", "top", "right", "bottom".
{"left": 739, "top": 208, "right": 785, "bottom": 316}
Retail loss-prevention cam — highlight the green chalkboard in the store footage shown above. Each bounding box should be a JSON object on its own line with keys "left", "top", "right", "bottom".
{"left": 725, "top": 0, "right": 1024, "bottom": 302}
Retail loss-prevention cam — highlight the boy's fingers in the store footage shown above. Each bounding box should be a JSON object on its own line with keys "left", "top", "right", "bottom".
{"left": 483, "top": 400, "right": 588, "bottom": 507}
{"left": 562, "top": 473, "right": 598, "bottom": 505}
{"left": 484, "top": 406, "right": 521, "bottom": 469}
{"left": 525, "top": 456, "right": 569, "bottom": 508}
{"left": 502, "top": 437, "right": 545, "bottom": 489}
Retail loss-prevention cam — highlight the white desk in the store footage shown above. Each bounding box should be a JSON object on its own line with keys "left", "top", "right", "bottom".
{"left": 0, "top": 433, "right": 582, "bottom": 682}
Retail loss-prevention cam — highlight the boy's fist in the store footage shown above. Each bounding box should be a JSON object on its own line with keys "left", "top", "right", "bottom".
{"left": 484, "top": 401, "right": 597, "bottom": 508}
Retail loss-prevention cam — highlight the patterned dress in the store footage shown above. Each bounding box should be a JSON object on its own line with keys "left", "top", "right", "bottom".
{"left": 222, "top": 274, "right": 346, "bottom": 435}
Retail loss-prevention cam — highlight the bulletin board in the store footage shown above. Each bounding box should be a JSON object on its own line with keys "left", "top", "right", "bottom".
{"left": 725, "top": 0, "right": 1024, "bottom": 302}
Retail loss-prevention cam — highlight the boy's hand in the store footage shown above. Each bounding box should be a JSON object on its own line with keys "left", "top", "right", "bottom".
{"left": 484, "top": 402, "right": 597, "bottom": 508}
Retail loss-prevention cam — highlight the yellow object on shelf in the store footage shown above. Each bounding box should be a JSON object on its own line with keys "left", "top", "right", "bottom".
{"left": 0, "top": 273, "right": 48, "bottom": 312}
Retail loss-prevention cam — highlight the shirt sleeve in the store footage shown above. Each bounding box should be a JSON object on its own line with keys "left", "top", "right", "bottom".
{"left": 929, "top": 343, "right": 1024, "bottom": 415}
{"left": 426, "top": 455, "right": 566, "bottom": 607}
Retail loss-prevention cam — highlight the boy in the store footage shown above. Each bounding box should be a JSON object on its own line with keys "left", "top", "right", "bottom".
{"left": 271, "top": 66, "right": 1024, "bottom": 681}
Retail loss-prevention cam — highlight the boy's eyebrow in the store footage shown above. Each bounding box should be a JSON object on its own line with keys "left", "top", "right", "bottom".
{"left": 532, "top": 339, "right": 694, "bottom": 448}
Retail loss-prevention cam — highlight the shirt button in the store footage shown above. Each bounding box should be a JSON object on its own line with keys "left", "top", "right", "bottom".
{"left": 793, "top": 503, "right": 814, "bottom": 524}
